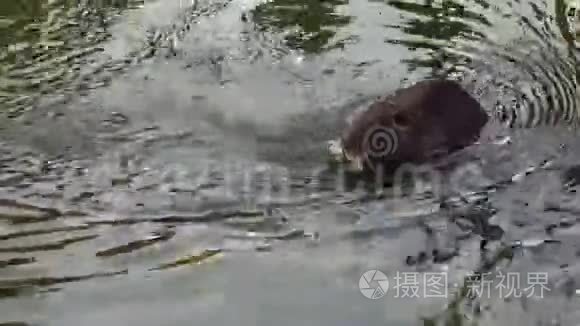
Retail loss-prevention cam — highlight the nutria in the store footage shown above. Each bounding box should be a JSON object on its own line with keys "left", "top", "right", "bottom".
{"left": 329, "top": 79, "right": 489, "bottom": 176}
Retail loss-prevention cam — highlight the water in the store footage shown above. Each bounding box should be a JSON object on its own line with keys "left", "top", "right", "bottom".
{"left": 1, "top": 0, "right": 580, "bottom": 325}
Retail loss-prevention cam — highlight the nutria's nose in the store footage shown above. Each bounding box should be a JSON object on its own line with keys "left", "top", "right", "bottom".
{"left": 327, "top": 140, "right": 365, "bottom": 173}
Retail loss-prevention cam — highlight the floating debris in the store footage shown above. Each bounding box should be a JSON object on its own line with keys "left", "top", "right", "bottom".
{"left": 149, "top": 249, "right": 223, "bottom": 271}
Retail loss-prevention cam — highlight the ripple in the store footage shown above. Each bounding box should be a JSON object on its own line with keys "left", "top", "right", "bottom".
{"left": 95, "top": 228, "right": 175, "bottom": 257}
{"left": 1, "top": 0, "right": 580, "bottom": 324}
{"left": 0, "top": 199, "right": 61, "bottom": 223}
{"left": 0, "top": 0, "right": 234, "bottom": 117}
{"left": 385, "top": 0, "right": 579, "bottom": 129}
{"left": 0, "top": 269, "right": 127, "bottom": 291}
{"left": 0, "top": 234, "right": 98, "bottom": 253}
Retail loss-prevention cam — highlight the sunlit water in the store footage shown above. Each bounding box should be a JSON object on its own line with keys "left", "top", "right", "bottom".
{"left": 1, "top": 0, "right": 580, "bottom": 325}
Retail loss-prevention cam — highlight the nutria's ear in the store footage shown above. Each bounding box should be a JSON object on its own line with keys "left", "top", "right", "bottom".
{"left": 393, "top": 111, "right": 412, "bottom": 129}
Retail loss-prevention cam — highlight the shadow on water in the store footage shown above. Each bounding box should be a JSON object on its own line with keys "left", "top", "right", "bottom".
{"left": 251, "top": 0, "right": 353, "bottom": 53}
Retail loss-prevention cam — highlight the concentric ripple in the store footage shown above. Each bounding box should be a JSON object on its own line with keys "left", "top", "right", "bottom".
{"left": 386, "top": 0, "right": 579, "bottom": 129}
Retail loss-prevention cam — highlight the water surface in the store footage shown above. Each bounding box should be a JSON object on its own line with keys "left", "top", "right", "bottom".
{"left": 1, "top": 0, "right": 580, "bottom": 325}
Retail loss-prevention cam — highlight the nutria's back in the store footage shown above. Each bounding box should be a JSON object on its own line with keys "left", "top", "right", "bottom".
{"left": 336, "top": 79, "right": 489, "bottom": 175}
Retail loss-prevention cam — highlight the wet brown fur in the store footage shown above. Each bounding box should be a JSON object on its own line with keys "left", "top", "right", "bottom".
{"left": 341, "top": 79, "right": 489, "bottom": 174}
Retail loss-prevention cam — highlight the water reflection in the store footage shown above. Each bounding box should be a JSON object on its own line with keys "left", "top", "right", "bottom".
{"left": 554, "top": 0, "right": 577, "bottom": 45}
{"left": 0, "top": 0, "right": 579, "bottom": 325}
{"left": 0, "top": 0, "right": 143, "bottom": 113}
{"left": 383, "top": 0, "right": 579, "bottom": 128}
{"left": 251, "top": 0, "right": 352, "bottom": 53}
{"left": 383, "top": 0, "right": 577, "bottom": 72}
{"left": 383, "top": 0, "right": 490, "bottom": 75}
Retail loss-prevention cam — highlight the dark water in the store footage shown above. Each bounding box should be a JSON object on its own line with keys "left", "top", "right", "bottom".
{"left": 1, "top": 0, "right": 580, "bottom": 325}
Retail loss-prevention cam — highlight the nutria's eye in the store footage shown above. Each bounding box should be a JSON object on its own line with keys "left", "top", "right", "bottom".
{"left": 393, "top": 112, "right": 411, "bottom": 129}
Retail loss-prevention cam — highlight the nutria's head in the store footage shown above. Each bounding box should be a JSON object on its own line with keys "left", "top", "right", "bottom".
{"left": 336, "top": 79, "right": 489, "bottom": 175}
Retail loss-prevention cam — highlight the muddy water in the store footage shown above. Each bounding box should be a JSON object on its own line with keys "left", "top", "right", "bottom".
{"left": 1, "top": 0, "right": 580, "bottom": 325}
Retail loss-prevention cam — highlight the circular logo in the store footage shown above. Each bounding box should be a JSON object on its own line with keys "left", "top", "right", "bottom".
{"left": 362, "top": 125, "right": 398, "bottom": 158}
{"left": 359, "top": 269, "right": 389, "bottom": 299}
